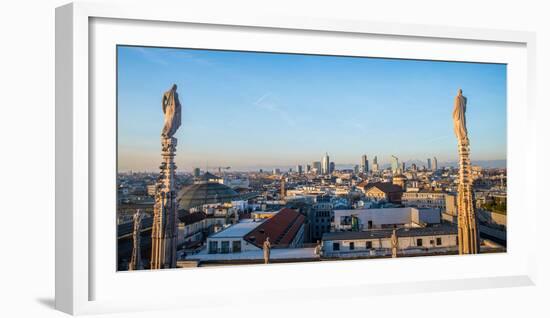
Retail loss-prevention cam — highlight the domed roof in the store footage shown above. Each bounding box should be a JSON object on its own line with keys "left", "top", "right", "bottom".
{"left": 195, "top": 171, "right": 222, "bottom": 183}
{"left": 177, "top": 182, "right": 239, "bottom": 211}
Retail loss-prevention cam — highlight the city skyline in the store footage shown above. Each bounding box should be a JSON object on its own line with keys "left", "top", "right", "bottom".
{"left": 118, "top": 46, "right": 507, "bottom": 172}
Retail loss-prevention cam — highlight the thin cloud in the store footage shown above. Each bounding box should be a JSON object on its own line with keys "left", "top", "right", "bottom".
{"left": 132, "top": 47, "right": 213, "bottom": 67}
{"left": 254, "top": 92, "right": 271, "bottom": 106}
{"left": 170, "top": 50, "right": 213, "bottom": 66}
{"left": 254, "top": 92, "right": 296, "bottom": 127}
{"left": 133, "top": 47, "right": 169, "bottom": 66}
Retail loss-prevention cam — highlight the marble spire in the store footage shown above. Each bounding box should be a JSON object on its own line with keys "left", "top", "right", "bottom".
{"left": 453, "top": 89, "right": 479, "bottom": 254}
{"left": 150, "top": 85, "right": 182, "bottom": 269}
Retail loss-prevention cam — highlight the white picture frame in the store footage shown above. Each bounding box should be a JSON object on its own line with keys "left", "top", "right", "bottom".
{"left": 55, "top": 1, "right": 537, "bottom": 315}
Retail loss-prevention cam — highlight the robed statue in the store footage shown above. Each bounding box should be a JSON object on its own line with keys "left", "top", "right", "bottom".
{"left": 129, "top": 209, "right": 144, "bottom": 270}
{"left": 314, "top": 240, "right": 322, "bottom": 256}
{"left": 453, "top": 89, "right": 468, "bottom": 143}
{"left": 263, "top": 237, "right": 271, "bottom": 264}
{"left": 161, "top": 84, "right": 182, "bottom": 138}
{"left": 390, "top": 228, "right": 398, "bottom": 258}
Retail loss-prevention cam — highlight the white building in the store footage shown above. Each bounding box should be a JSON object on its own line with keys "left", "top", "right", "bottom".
{"left": 204, "top": 208, "right": 305, "bottom": 254}
{"left": 231, "top": 200, "right": 248, "bottom": 212}
{"left": 177, "top": 212, "right": 207, "bottom": 248}
{"left": 206, "top": 219, "right": 263, "bottom": 254}
{"left": 322, "top": 224, "right": 458, "bottom": 258}
{"left": 442, "top": 193, "right": 458, "bottom": 223}
{"left": 220, "top": 177, "right": 250, "bottom": 190}
{"left": 333, "top": 207, "right": 440, "bottom": 231}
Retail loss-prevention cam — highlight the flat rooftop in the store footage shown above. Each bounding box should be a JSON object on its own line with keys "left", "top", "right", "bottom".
{"left": 209, "top": 219, "right": 264, "bottom": 239}
{"left": 322, "top": 223, "right": 458, "bottom": 241}
{"left": 191, "top": 247, "right": 319, "bottom": 262}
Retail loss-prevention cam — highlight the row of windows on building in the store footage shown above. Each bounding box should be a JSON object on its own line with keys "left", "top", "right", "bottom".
{"left": 208, "top": 240, "right": 241, "bottom": 254}
{"left": 315, "top": 211, "right": 331, "bottom": 218}
{"left": 331, "top": 237, "right": 444, "bottom": 251}
{"left": 315, "top": 218, "right": 330, "bottom": 224}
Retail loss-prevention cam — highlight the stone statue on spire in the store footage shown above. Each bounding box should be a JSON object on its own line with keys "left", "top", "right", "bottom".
{"left": 161, "top": 84, "right": 182, "bottom": 138}
{"left": 453, "top": 89, "right": 479, "bottom": 254}
{"left": 151, "top": 84, "right": 182, "bottom": 269}
{"left": 453, "top": 88, "right": 468, "bottom": 144}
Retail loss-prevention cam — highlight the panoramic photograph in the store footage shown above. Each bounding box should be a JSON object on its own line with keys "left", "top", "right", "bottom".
{"left": 116, "top": 45, "right": 507, "bottom": 271}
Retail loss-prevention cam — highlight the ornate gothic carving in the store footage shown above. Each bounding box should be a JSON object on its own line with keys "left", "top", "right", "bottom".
{"left": 453, "top": 89, "right": 479, "bottom": 254}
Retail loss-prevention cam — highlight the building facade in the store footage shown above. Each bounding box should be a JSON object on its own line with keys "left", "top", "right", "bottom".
{"left": 402, "top": 190, "right": 447, "bottom": 210}
{"left": 205, "top": 208, "right": 305, "bottom": 254}
{"left": 332, "top": 207, "right": 441, "bottom": 231}
{"left": 362, "top": 182, "right": 404, "bottom": 204}
{"left": 322, "top": 225, "right": 458, "bottom": 258}
{"left": 311, "top": 196, "right": 333, "bottom": 241}
{"left": 177, "top": 212, "right": 207, "bottom": 248}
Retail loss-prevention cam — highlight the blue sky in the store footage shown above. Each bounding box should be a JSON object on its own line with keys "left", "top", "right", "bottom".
{"left": 117, "top": 46, "right": 506, "bottom": 172}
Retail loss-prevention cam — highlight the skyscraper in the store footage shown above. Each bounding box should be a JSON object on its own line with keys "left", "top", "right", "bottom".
{"left": 391, "top": 155, "right": 400, "bottom": 174}
{"left": 372, "top": 156, "right": 379, "bottom": 172}
{"left": 296, "top": 165, "right": 303, "bottom": 174}
{"left": 433, "top": 157, "right": 438, "bottom": 171}
{"left": 360, "top": 154, "right": 369, "bottom": 173}
{"left": 329, "top": 162, "right": 335, "bottom": 174}
{"left": 427, "top": 158, "right": 432, "bottom": 170}
{"left": 322, "top": 153, "right": 330, "bottom": 175}
{"left": 305, "top": 164, "right": 311, "bottom": 173}
{"left": 312, "top": 161, "right": 322, "bottom": 174}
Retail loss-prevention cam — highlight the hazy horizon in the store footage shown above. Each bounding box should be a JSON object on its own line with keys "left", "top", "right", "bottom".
{"left": 117, "top": 159, "right": 507, "bottom": 174}
{"left": 117, "top": 46, "right": 507, "bottom": 172}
